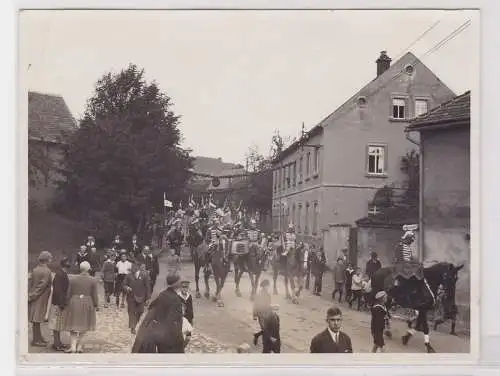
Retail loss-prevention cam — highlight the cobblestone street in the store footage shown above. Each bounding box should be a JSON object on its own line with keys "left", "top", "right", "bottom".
{"left": 29, "top": 248, "right": 470, "bottom": 354}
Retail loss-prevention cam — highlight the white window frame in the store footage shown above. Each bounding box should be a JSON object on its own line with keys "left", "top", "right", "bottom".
{"left": 392, "top": 97, "right": 406, "bottom": 119}
{"left": 313, "top": 201, "right": 319, "bottom": 234}
{"left": 297, "top": 204, "right": 302, "bottom": 233}
{"left": 314, "top": 149, "right": 319, "bottom": 173}
{"left": 292, "top": 162, "right": 297, "bottom": 186}
{"left": 305, "top": 202, "right": 310, "bottom": 234}
{"left": 299, "top": 156, "right": 303, "bottom": 182}
{"left": 366, "top": 144, "right": 387, "bottom": 176}
{"left": 306, "top": 152, "right": 311, "bottom": 177}
{"left": 415, "top": 98, "right": 429, "bottom": 117}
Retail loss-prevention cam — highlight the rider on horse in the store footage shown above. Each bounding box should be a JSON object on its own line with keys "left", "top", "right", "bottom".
{"left": 167, "top": 219, "right": 184, "bottom": 257}
{"left": 204, "top": 216, "right": 229, "bottom": 273}
{"left": 246, "top": 219, "right": 262, "bottom": 251}
{"left": 392, "top": 225, "right": 427, "bottom": 308}
{"left": 282, "top": 223, "right": 296, "bottom": 256}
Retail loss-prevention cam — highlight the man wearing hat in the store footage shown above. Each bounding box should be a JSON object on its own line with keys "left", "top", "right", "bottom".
{"left": 48, "top": 257, "right": 71, "bottom": 351}
{"left": 28, "top": 251, "right": 53, "bottom": 346}
{"left": 246, "top": 218, "right": 262, "bottom": 252}
{"left": 371, "top": 291, "right": 389, "bottom": 353}
{"left": 124, "top": 263, "right": 151, "bottom": 334}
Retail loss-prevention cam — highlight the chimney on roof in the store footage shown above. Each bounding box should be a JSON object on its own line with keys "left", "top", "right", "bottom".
{"left": 376, "top": 51, "right": 392, "bottom": 77}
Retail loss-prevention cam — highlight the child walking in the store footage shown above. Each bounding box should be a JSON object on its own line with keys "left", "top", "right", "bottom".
{"left": 101, "top": 252, "right": 116, "bottom": 308}
{"left": 349, "top": 267, "right": 363, "bottom": 310}
{"left": 166, "top": 248, "right": 182, "bottom": 277}
{"left": 371, "top": 291, "right": 388, "bottom": 352}
{"left": 331, "top": 257, "right": 345, "bottom": 302}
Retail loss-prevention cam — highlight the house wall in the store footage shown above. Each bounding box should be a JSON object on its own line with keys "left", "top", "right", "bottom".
{"left": 28, "top": 141, "right": 65, "bottom": 208}
{"left": 321, "top": 61, "right": 455, "bottom": 227}
{"left": 271, "top": 131, "right": 324, "bottom": 243}
{"left": 421, "top": 127, "right": 470, "bottom": 306}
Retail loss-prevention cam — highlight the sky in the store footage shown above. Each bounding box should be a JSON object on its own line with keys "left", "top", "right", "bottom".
{"left": 20, "top": 9, "right": 479, "bottom": 165}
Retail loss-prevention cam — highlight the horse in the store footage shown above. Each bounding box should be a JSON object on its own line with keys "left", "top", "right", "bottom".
{"left": 200, "top": 237, "right": 231, "bottom": 307}
{"left": 271, "top": 242, "right": 308, "bottom": 304}
{"left": 371, "top": 261, "right": 464, "bottom": 353}
{"left": 233, "top": 241, "right": 267, "bottom": 300}
{"left": 186, "top": 222, "right": 206, "bottom": 298}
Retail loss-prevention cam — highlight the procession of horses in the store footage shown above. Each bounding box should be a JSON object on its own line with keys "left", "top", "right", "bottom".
{"left": 160, "top": 204, "right": 464, "bottom": 353}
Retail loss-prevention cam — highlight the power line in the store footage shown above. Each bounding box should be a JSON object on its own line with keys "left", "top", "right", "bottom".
{"left": 394, "top": 19, "right": 443, "bottom": 60}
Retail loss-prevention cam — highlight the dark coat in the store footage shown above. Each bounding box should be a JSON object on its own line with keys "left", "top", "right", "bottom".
{"left": 366, "top": 259, "right": 382, "bottom": 279}
{"left": 311, "top": 251, "right": 327, "bottom": 276}
{"left": 124, "top": 271, "right": 151, "bottom": 304}
{"left": 310, "top": 329, "right": 353, "bottom": 353}
{"left": 129, "top": 242, "right": 142, "bottom": 258}
{"left": 28, "top": 264, "right": 52, "bottom": 323}
{"left": 75, "top": 251, "right": 91, "bottom": 266}
{"left": 136, "top": 254, "right": 160, "bottom": 279}
{"left": 131, "top": 287, "right": 184, "bottom": 353}
{"left": 51, "top": 268, "right": 69, "bottom": 308}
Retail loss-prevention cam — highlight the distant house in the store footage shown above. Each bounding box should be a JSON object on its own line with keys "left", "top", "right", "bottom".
{"left": 187, "top": 156, "right": 248, "bottom": 205}
{"left": 28, "top": 91, "right": 77, "bottom": 208}
{"left": 271, "top": 51, "right": 456, "bottom": 259}
{"left": 407, "top": 91, "right": 470, "bottom": 308}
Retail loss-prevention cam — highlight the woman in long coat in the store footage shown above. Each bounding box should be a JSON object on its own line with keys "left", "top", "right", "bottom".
{"left": 28, "top": 251, "right": 53, "bottom": 346}
{"left": 62, "top": 261, "right": 99, "bottom": 353}
{"left": 131, "top": 274, "right": 185, "bottom": 353}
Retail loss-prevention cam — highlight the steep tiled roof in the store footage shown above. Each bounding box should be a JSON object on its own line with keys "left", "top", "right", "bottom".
{"left": 407, "top": 91, "right": 470, "bottom": 130}
{"left": 28, "top": 91, "right": 77, "bottom": 143}
{"left": 192, "top": 156, "right": 240, "bottom": 176}
{"left": 274, "top": 51, "right": 455, "bottom": 163}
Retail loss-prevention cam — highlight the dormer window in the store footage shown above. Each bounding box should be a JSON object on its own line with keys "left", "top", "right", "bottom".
{"left": 357, "top": 96, "right": 367, "bottom": 107}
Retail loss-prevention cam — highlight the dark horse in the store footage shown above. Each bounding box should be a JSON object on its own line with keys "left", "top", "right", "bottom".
{"left": 186, "top": 220, "right": 205, "bottom": 299}
{"left": 233, "top": 242, "right": 267, "bottom": 300}
{"left": 371, "top": 262, "right": 464, "bottom": 353}
{"left": 271, "top": 242, "right": 308, "bottom": 304}
{"left": 203, "top": 236, "right": 231, "bottom": 307}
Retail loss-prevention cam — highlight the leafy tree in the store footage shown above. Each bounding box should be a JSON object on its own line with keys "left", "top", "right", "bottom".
{"left": 55, "top": 64, "right": 193, "bottom": 241}
{"left": 28, "top": 142, "right": 51, "bottom": 187}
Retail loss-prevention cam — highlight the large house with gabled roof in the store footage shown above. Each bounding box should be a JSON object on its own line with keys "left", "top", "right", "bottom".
{"left": 28, "top": 91, "right": 77, "bottom": 207}
{"left": 271, "top": 50, "right": 456, "bottom": 261}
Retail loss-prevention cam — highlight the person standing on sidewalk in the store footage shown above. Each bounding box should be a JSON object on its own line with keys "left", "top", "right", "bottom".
{"left": 331, "top": 257, "right": 346, "bottom": 303}
{"left": 311, "top": 246, "right": 327, "bottom": 296}
{"left": 28, "top": 251, "right": 53, "bottom": 347}
{"left": 124, "top": 263, "right": 151, "bottom": 334}
{"left": 310, "top": 307, "right": 353, "bottom": 353}
{"left": 101, "top": 252, "right": 116, "bottom": 308}
{"left": 365, "top": 251, "right": 382, "bottom": 280}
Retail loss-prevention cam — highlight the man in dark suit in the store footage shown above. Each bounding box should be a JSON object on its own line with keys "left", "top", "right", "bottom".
{"left": 310, "top": 307, "right": 353, "bottom": 353}
{"left": 124, "top": 263, "right": 151, "bottom": 334}
{"left": 136, "top": 246, "right": 160, "bottom": 291}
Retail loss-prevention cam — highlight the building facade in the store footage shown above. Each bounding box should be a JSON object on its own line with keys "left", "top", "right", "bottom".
{"left": 272, "top": 51, "right": 456, "bottom": 248}
{"left": 407, "top": 91, "right": 470, "bottom": 311}
{"left": 28, "top": 91, "right": 77, "bottom": 208}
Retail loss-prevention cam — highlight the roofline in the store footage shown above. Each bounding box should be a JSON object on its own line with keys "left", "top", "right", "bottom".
{"left": 406, "top": 117, "right": 470, "bottom": 132}
{"left": 272, "top": 125, "right": 323, "bottom": 164}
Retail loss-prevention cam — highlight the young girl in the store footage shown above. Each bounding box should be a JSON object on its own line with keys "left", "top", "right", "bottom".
{"left": 362, "top": 275, "right": 372, "bottom": 310}
{"left": 349, "top": 267, "right": 363, "bottom": 310}
{"left": 371, "top": 291, "right": 388, "bottom": 353}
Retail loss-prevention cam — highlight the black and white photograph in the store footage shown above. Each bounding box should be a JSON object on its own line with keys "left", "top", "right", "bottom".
{"left": 18, "top": 8, "right": 479, "bottom": 362}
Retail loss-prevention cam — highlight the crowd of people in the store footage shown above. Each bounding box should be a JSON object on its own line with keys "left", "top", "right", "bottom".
{"left": 27, "top": 233, "right": 195, "bottom": 353}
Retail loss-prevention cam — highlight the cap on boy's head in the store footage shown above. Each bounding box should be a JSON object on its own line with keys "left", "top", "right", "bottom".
{"left": 375, "top": 291, "right": 387, "bottom": 300}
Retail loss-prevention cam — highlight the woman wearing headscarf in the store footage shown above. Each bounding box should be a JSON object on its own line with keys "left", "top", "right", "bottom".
{"left": 28, "top": 251, "right": 53, "bottom": 346}
{"left": 61, "top": 261, "right": 99, "bottom": 353}
{"left": 131, "top": 274, "right": 185, "bottom": 353}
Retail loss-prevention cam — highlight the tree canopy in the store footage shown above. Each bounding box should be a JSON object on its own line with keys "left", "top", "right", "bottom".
{"left": 56, "top": 64, "right": 193, "bottom": 241}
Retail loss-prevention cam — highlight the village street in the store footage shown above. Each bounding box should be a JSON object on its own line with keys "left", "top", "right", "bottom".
{"left": 29, "top": 247, "right": 470, "bottom": 354}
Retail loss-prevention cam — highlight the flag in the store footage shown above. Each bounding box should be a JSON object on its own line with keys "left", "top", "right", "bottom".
{"left": 208, "top": 194, "right": 216, "bottom": 209}
{"left": 163, "top": 192, "right": 173, "bottom": 208}
{"left": 189, "top": 195, "right": 195, "bottom": 207}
